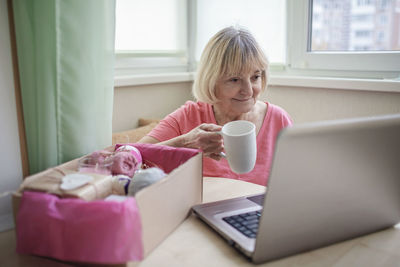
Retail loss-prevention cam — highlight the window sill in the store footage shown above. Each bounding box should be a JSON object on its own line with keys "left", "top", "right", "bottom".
{"left": 114, "top": 72, "right": 195, "bottom": 87}
{"left": 114, "top": 72, "right": 400, "bottom": 93}
{"left": 270, "top": 75, "right": 400, "bottom": 93}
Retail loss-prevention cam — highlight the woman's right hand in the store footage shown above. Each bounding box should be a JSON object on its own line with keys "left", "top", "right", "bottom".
{"left": 182, "top": 123, "right": 224, "bottom": 160}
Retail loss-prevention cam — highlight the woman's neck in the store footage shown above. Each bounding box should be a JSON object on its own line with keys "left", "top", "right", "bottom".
{"left": 212, "top": 101, "right": 268, "bottom": 136}
{"left": 212, "top": 101, "right": 261, "bottom": 126}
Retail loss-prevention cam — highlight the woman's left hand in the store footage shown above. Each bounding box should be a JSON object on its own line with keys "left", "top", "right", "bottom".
{"left": 181, "top": 123, "right": 224, "bottom": 159}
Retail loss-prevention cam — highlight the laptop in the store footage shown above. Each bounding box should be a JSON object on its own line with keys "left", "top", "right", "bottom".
{"left": 192, "top": 114, "right": 400, "bottom": 264}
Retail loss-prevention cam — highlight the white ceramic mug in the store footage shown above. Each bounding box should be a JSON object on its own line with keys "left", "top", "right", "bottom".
{"left": 219, "top": 120, "right": 257, "bottom": 174}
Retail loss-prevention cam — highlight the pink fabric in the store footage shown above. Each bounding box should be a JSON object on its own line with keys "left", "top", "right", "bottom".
{"left": 16, "top": 191, "right": 143, "bottom": 264}
{"left": 115, "top": 143, "right": 200, "bottom": 174}
{"left": 147, "top": 101, "right": 293, "bottom": 186}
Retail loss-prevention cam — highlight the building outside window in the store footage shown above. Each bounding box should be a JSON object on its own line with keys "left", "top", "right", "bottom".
{"left": 311, "top": 0, "right": 400, "bottom": 52}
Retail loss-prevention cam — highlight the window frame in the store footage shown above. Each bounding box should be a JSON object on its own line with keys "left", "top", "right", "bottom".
{"left": 114, "top": 0, "right": 400, "bottom": 81}
{"left": 287, "top": 0, "right": 400, "bottom": 77}
{"left": 114, "top": 50, "right": 189, "bottom": 75}
{"left": 114, "top": 0, "right": 191, "bottom": 75}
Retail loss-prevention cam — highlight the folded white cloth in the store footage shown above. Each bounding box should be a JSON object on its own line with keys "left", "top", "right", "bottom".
{"left": 128, "top": 167, "right": 166, "bottom": 196}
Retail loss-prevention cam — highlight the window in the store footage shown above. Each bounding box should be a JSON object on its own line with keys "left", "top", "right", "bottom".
{"left": 115, "top": 0, "right": 286, "bottom": 75}
{"left": 115, "top": 0, "right": 188, "bottom": 74}
{"left": 354, "top": 30, "right": 371, "bottom": 38}
{"left": 196, "top": 0, "right": 286, "bottom": 66}
{"left": 379, "top": 14, "right": 388, "bottom": 25}
{"left": 354, "top": 15, "right": 373, "bottom": 21}
{"left": 288, "top": 0, "right": 400, "bottom": 76}
{"left": 311, "top": 0, "right": 397, "bottom": 52}
{"left": 114, "top": 0, "right": 400, "bottom": 79}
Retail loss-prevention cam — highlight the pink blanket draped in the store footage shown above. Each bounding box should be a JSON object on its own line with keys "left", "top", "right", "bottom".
{"left": 114, "top": 143, "right": 200, "bottom": 174}
{"left": 16, "top": 191, "right": 143, "bottom": 264}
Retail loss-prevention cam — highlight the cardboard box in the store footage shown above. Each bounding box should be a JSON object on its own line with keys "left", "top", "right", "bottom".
{"left": 12, "top": 145, "right": 203, "bottom": 263}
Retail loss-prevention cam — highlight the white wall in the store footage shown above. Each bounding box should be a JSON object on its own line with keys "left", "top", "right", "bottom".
{"left": 263, "top": 85, "right": 400, "bottom": 123}
{"left": 112, "top": 82, "right": 400, "bottom": 132}
{"left": 113, "top": 82, "right": 194, "bottom": 132}
{"left": 0, "top": 0, "right": 23, "bottom": 231}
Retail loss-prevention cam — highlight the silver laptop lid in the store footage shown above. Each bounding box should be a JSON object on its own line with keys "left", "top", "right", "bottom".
{"left": 253, "top": 114, "right": 400, "bottom": 263}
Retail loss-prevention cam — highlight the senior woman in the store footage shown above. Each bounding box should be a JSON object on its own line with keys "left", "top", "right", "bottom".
{"left": 139, "top": 26, "right": 292, "bottom": 186}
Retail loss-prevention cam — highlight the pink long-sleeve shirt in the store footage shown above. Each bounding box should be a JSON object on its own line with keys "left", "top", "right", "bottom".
{"left": 147, "top": 101, "right": 292, "bottom": 186}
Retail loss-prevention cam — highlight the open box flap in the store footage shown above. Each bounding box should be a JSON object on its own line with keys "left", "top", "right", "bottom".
{"left": 135, "top": 153, "right": 203, "bottom": 256}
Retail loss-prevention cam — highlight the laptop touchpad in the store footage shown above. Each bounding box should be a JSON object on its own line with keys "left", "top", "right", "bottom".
{"left": 247, "top": 194, "right": 265, "bottom": 206}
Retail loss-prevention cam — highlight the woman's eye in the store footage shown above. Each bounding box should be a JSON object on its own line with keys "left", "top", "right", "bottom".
{"left": 229, "top": 78, "right": 239, "bottom": 83}
{"left": 253, "top": 75, "right": 261, "bottom": 80}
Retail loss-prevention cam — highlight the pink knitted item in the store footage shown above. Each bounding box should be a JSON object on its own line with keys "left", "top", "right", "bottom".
{"left": 111, "top": 151, "right": 140, "bottom": 177}
{"left": 116, "top": 145, "right": 142, "bottom": 166}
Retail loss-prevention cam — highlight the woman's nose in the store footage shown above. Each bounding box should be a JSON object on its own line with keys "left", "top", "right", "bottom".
{"left": 240, "top": 79, "right": 253, "bottom": 95}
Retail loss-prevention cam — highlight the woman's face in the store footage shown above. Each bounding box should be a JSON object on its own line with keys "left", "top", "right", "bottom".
{"left": 214, "top": 67, "right": 263, "bottom": 117}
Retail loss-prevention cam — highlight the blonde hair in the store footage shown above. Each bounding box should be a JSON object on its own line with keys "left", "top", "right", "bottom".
{"left": 193, "top": 26, "right": 269, "bottom": 104}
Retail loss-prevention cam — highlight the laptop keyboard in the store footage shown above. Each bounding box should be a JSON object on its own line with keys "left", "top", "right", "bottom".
{"left": 222, "top": 210, "right": 261, "bottom": 238}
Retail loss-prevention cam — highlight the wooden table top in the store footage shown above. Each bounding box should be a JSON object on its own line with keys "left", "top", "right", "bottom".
{"left": 1, "top": 177, "right": 399, "bottom": 266}
{"left": 132, "top": 177, "right": 400, "bottom": 267}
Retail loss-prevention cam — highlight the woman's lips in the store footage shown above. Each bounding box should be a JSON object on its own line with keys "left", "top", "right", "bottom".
{"left": 232, "top": 98, "right": 252, "bottom": 102}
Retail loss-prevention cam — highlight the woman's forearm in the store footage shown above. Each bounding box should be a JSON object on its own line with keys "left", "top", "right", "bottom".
{"left": 138, "top": 123, "right": 223, "bottom": 155}
{"left": 138, "top": 134, "right": 191, "bottom": 148}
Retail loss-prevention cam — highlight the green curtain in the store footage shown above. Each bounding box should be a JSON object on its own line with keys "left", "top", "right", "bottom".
{"left": 12, "top": 0, "right": 115, "bottom": 174}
